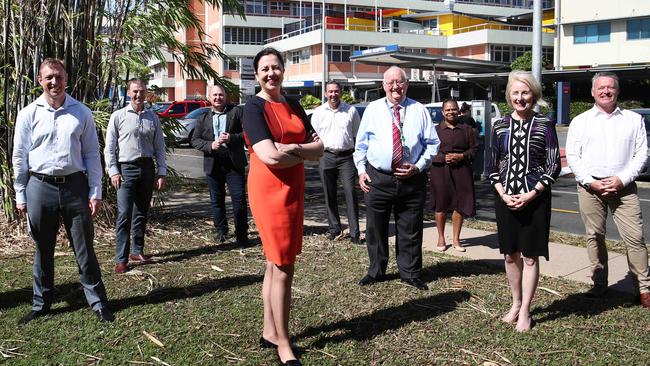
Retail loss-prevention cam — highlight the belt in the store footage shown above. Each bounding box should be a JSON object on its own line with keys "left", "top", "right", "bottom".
{"left": 325, "top": 149, "right": 354, "bottom": 156}
{"left": 30, "top": 171, "right": 81, "bottom": 184}
{"left": 121, "top": 157, "right": 153, "bottom": 165}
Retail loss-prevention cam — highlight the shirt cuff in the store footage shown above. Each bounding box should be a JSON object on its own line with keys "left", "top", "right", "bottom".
{"left": 16, "top": 192, "right": 26, "bottom": 205}
{"left": 108, "top": 166, "right": 120, "bottom": 177}
{"left": 88, "top": 186, "right": 102, "bottom": 200}
{"left": 158, "top": 167, "right": 167, "bottom": 176}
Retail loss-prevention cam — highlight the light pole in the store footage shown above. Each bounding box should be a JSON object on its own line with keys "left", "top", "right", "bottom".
{"left": 321, "top": 0, "right": 327, "bottom": 102}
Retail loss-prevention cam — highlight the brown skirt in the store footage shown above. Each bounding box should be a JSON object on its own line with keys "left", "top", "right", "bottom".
{"left": 429, "top": 162, "right": 476, "bottom": 216}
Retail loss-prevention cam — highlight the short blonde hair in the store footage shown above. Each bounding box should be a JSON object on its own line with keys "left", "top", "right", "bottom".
{"left": 505, "top": 70, "right": 547, "bottom": 108}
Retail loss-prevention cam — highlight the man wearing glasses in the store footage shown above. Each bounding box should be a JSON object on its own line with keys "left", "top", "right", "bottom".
{"left": 353, "top": 66, "right": 439, "bottom": 290}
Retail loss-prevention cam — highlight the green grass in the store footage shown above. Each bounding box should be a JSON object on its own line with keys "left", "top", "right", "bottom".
{"left": 1, "top": 210, "right": 648, "bottom": 365}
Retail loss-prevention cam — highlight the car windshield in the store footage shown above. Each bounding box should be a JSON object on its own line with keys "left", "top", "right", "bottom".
{"left": 184, "top": 107, "right": 211, "bottom": 119}
{"left": 152, "top": 102, "right": 171, "bottom": 113}
{"left": 426, "top": 106, "right": 444, "bottom": 123}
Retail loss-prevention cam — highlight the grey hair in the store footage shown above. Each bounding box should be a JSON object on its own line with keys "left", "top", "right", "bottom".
{"left": 591, "top": 72, "right": 619, "bottom": 89}
{"left": 384, "top": 66, "right": 408, "bottom": 81}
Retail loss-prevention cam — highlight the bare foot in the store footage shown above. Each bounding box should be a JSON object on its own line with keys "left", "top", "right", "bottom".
{"left": 515, "top": 316, "right": 532, "bottom": 332}
{"left": 501, "top": 305, "right": 520, "bottom": 323}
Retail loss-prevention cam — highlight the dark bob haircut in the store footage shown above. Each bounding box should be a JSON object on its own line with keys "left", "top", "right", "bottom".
{"left": 253, "top": 47, "right": 285, "bottom": 72}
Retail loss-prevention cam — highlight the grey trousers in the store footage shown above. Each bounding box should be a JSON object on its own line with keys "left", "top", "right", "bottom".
{"left": 319, "top": 151, "right": 360, "bottom": 238}
{"left": 577, "top": 183, "right": 650, "bottom": 293}
{"left": 26, "top": 174, "right": 109, "bottom": 311}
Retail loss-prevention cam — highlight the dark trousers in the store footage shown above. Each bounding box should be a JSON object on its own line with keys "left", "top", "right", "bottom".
{"left": 364, "top": 164, "right": 427, "bottom": 279}
{"left": 115, "top": 159, "right": 155, "bottom": 263}
{"left": 26, "top": 173, "right": 108, "bottom": 311}
{"left": 206, "top": 157, "right": 248, "bottom": 238}
{"left": 319, "top": 151, "right": 360, "bottom": 238}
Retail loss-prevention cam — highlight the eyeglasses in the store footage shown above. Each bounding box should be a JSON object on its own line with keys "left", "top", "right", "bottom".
{"left": 383, "top": 80, "right": 407, "bottom": 87}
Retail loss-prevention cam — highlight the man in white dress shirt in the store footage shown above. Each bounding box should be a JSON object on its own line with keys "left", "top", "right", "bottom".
{"left": 566, "top": 72, "right": 649, "bottom": 308}
{"left": 310, "top": 81, "right": 361, "bottom": 243}
{"left": 353, "top": 66, "right": 439, "bottom": 290}
{"left": 12, "top": 58, "right": 113, "bottom": 324}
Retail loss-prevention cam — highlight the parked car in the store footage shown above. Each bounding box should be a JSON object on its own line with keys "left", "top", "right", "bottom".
{"left": 172, "top": 107, "right": 211, "bottom": 146}
{"left": 155, "top": 100, "right": 210, "bottom": 119}
{"left": 632, "top": 108, "right": 650, "bottom": 179}
{"left": 424, "top": 101, "right": 502, "bottom": 124}
{"left": 350, "top": 103, "right": 369, "bottom": 119}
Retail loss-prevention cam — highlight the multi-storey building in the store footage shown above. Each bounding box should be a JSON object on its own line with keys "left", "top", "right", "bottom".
{"left": 555, "top": 0, "right": 650, "bottom": 70}
{"left": 152, "top": 0, "right": 555, "bottom": 101}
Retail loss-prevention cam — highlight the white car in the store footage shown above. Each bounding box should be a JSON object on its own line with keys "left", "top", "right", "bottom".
{"left": 172, "top": 107, "right": 210, "bottom": 146}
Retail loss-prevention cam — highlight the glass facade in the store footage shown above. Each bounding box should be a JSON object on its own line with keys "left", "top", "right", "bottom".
{"left": 627, "top": 18, "right": 650, "bottom": 40}
{"left": 574, "top": 23, "right": 610, "bottom": 44}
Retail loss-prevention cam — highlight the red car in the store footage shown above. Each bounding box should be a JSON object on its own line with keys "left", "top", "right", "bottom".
{"left": 153, "top": 100, "right": 210, "bottom": 119}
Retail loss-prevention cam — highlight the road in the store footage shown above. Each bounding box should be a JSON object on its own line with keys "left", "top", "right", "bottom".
{"left": 167, "top": 145, "right": 650, "bottom": 242}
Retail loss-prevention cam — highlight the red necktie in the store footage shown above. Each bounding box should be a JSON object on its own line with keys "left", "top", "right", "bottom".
{"left": 392, "top": 105, "right": 402, "bottom": 171}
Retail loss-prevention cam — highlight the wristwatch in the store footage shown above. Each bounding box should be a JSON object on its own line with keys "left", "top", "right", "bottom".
{"left": 533, "top": 187, "right": 542, "bottom": 195}
{"left": 581, "top": 182, "right": 591, "bottom": 190}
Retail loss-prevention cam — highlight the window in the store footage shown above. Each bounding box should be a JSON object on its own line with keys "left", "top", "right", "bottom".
{"left": 245, "top": 0, "right": 268, "bottom": 15}
{"left": 422, "top": 18, "right": 438, "bottom": 30}
{"left": 627, "top": 18, "right": 650, "bottom": 40}
{"left": 289, "top": 51, "right": 300, "bottom": 64}
{"left": 574, "top": 22, "right": 610, "bottom": 44}
{"left": 224, "top": 27, "right": 269, "bottom": 45}
{"left": 187, "top": 103, "right": 202, "bottom": 112}
{"left": 223, "top": 57, "right": 240, "bottom": 71}
{"left": 300, "top": 48, "right": 310, "bottom": 63}
{"left": 402, "top": 48, "right": 426, "bottom": 54}
{"left": 489, "top": 45, "right": 553, "bottom": 63}
{"left": 270, "top": 1, "right": 289, "bottom": 12}
{"left": 328, "top": 45, "right": 351, "bottom": 62}
{"left": 169, "top": 104, "right": 185, "bottom": 115}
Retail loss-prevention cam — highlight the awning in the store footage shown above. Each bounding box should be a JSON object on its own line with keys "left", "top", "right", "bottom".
{"left": 350, "top": 45, "right": 511, "bottom": 74}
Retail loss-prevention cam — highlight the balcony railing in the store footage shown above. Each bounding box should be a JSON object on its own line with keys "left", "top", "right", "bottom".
{"left": 265, "top": 21, "right": 551, "bottom": 44}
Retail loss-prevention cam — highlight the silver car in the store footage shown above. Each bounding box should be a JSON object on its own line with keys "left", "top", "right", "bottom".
{"left": 172, "top": 107, "right": 211, "bottom": 146}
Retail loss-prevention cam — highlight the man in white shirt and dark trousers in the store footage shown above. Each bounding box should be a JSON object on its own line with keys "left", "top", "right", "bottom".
{"left": 311, "top": 81, "right": 361, "bottom": 243}
{"left": 13, "top": 58, "right": 113, "bottom": 324}
{"left": 353, "top": 66, "right": 439, "bottom": 290}
{"left": 566, "top": 72, "right": 650, "bottom": 308}
{"left": 105, "top": 79, "right": 167, "bottom": 274}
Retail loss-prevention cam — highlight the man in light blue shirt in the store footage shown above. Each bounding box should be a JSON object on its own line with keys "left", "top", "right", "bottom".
{"left": 105, "top": 78, "right": 167, "bottom": 274}
{"left": 12, "top": 58, "right": 113, "bottom": 324}
{"left": 353, "top": 66, "right": 439, "bottom": 290}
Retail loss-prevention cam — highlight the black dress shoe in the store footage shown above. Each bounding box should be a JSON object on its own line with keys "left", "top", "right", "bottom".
{"left": 326, "top": 232, "right": 340, "bottom": 240}
{"left": 280, "top": 359, "right": 302, "bottom": 366}
{"left": 358, "top": 274, "right": 382, "bottom": 286}
{"left": 214, "top": 232, "right": 227, "bottom": 244}
{"left": 401, "top": 277, "right": 428, "bottom": 290}
{"left": 260, "top": 337, "right": 277, "bottom": 349}
{"left": 350, "top": 237, "right": 362, "bottom": 245}
{"left": 18, "top": 309, "right": 49, "bottom": 325}
{"left": 95, "top": 308, "right": 115, "bottom": 322}
{"left": 585, "top": 284, "right": 608, "bottom": 298}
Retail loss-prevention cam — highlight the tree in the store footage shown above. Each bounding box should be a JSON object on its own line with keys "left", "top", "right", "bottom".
{"left": 0, "top": 0, "right": 244, "bottom": 222}
{"left": 510, "top": 50, "right": 552, "bottom": 71}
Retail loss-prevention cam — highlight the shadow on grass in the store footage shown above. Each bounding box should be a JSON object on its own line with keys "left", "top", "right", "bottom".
{"left": 532, "top": 288, "right": 637, "bottom": 325}
{"left": 0, "top": 282, "right": 83, "bottom": 310}
{"left": 134, "top": 239, "right": 261, "bottom": 268}
{"left": 43, "top": 274, "right": 263, "bottom": 316}
{"left": 297, "top": 290, "right": 471, "bottom": 348}
{"left": 372, "top": 259, "right": 504, "bottom": 284}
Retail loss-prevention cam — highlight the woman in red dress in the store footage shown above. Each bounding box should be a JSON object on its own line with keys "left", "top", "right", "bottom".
{"left": 242, "top": 48, "right": 323, "bottom": 366}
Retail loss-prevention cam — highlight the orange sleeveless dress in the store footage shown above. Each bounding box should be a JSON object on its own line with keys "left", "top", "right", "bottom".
{"left": 243, "top": 96, "right": 308, "bottom": 265}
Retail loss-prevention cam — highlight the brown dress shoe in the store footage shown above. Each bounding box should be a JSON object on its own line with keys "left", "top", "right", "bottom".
{"left": 129, "top": 254, "right": 152, "bottom": 262}
{"left": 640, "top": 293, "right": 650, "bottom": 308}
{"left": 115, "top": 263, "right": 128, "bottom": 274}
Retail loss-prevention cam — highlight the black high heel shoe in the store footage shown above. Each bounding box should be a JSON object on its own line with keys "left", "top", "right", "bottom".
{"left": 280, "top": 359, "right": 302, "bottom": 366}
{"left": 260, "top": 337, "right": 277, "bottom": 349}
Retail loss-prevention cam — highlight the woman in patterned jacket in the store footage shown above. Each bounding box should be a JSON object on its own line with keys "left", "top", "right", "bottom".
{"left": 486, "top": 70, "right": 561, "bottom": 332}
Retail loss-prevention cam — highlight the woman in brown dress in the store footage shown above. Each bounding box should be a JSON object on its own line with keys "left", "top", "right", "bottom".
{"left": 430, "top": 99, "right": 478, "bottom": 252}
{"left": 242, "top": 48, "right": 323, "bottom": 366}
